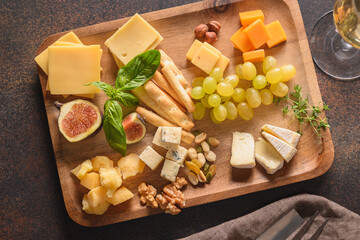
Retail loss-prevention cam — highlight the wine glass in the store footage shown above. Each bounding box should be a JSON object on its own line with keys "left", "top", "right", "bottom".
{"left": 310, "top": 0, "right": 360, "bottom": 80}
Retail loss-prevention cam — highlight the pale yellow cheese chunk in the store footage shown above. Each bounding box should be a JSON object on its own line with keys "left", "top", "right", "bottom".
{"left": 214, "top": 54, "right": 230, "bottom": 72}
{"left": 105, "top": 13, "right": 161, "bottom": 64}
{"left": 146, "top": 35, "right": 164, "bottom": 51}
{"left": 186, "top": 39, "right": 203, "bottom": 60}
{"left": 191, "top": 45, "right": 220, "bottom": 74}
{"left": 255, "top": 138, "right": 284, "bottom": 174}
{"left": 35, "top": 32, "right": 82, "bottom": 75}
{"left": 48, "top": 45, "right": 101, "bottom": 94}
{"left": 203, "top": 42, "right": 221, "bottom": 56}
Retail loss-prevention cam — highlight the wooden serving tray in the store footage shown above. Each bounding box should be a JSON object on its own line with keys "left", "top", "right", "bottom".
{"left": 37, "top": 0, "right": 334, "bottom": 227}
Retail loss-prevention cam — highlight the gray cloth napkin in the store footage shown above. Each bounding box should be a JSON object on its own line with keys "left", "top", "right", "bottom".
{"left": 181, "top": 194, "right": 360, "bottom": 240}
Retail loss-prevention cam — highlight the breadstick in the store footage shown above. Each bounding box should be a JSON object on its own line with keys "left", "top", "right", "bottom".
{"left": 143, "top": 81, "right": 194, "bottom": 131}
{"left": 155, "top": 81, "right": 186, "bottom": 113}
{"left": 131, "top": 86, "right": 175, "bottom": 124}
{"left": 136, "top": 106, "right": 194, "bottom": 145}
{"left": 152, "top": 71, "right": 185, "bottom": 107}
{"left": 162, "top": 66, "right": 195, "bottom": 112}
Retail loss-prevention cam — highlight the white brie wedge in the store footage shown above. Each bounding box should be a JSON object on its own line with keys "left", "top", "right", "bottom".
{"left": 230, "top": 132, "right": 255, "bottom": 168}
{"left": 255, "top": 138, "right": 284, "bottom": 174}
{"left": 262, "top": 124, "right": 301, "bottom": 147}
{"left": 262, "top": 132, "right": 297, "bottom": 163}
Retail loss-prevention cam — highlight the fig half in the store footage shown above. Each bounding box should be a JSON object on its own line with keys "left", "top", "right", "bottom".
{"left": 56, "top": 99, "right": 102, "bottom": 142}
{"left": 122, "top": 112, "right": 146, "bottom": 144}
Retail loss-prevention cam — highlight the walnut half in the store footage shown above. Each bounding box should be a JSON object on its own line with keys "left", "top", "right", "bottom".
{"left": 138, "top": 182, "right": 158, "bottom": 208}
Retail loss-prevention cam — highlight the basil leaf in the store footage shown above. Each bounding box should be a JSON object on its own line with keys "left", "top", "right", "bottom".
{"left": 115, "top": 49, "right": 160, "bottom": 90}
{"left": 86, "top": 81, "right": 115, "bottom": 98}
{"left": 113, "top": 91, "right": 139, "bottom": 107}
{"left": 103, "top": 99, "right": 126, "bottom": 156}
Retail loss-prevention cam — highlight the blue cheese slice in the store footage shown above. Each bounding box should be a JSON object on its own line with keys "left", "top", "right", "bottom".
{"left": 139, "top": 146, "right": 164, "bottom": 170}
{"left": 166, "top": 145, "right": 188, "bottom": 165}
{"left": 262, "top": 132, "right": 297, "bottom": 163}
{"left": 161, "top": 126, "right": 182, "bottom": 144}
{"left": 255, "top": 138, "right": 284, "bottom": 174}
{"left": 152, "top": 127, "right": 172, "bottom": 150}
{"left": 230, "top": 132, "right": 255, "bottom": 168}
{"left": 262, "top": 124, "right": 301, "bottom": 147}
{"left": 160, "top": 159, "right": 181, "bottom": 182}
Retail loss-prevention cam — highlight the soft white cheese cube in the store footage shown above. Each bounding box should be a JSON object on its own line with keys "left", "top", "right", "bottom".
{"left": 230, "top": 132, "right": 255, "bottom": 168}
{"left": 161, "top": 127, "right": 182, "bottom": 144}
{"left": 166, "top": 145, "right": 188, "bottom": 165}
{"left": 262, "top": 132, "right": 297, "bottom": 163}
{"left": 152, "top": 127, "right": 172, "bottom": 150}
{"left": 262, "top": 124, "right": 301, "bottom": 147}
{"left": 160, "top": 159, "right": 181, "bottom": 182}
{"left": 139, "top": 146, "right": 164, "bottom": 170}
{"left": 255, "top": 138, "right": 284, "bottom": 174}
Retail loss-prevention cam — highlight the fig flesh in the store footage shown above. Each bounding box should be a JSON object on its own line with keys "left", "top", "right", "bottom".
{"left": 122, "top": 112, "right": 146, "bottom": 144}
{"left": 57, "top": 99, "right": 102, "bottom": 142}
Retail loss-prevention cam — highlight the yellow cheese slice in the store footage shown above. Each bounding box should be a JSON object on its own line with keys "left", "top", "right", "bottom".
{"left": 255, "top": 138, "right": 284, "bottom": 174}
{"left": 214, "top": 54, "right": 230, "bottom": 72}
{"left": 111, "top": 51, "right": 124, "bottom": 69}
{"left": 146, "top": 35, "right": 164, "bottom": 51}
{"left": 35, "top": 32, "right": 82, "bottom": 75}
{"left": 48, "top": 45, "right": 101, "bottom": 94}
{"left": 203, "top": 42, "right": 221, "bottom": 56}
{"left": 191, "top": 45, "right": 220, "bottom": 74}
{"left": 105, "top": 13, "right": 161, "bottom": 64}
{"left": 186, "top": 39, "right": 203, "bottom": 61}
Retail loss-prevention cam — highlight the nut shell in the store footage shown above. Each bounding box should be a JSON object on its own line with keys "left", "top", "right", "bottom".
{"left": 194, "top": 24, "right": 208, "bottom": 38}
{"left": 204, "top": 31, "right": 217, "bottom": 44}
{"left": 207, "top": 20, "right": 221, "bottom": 33}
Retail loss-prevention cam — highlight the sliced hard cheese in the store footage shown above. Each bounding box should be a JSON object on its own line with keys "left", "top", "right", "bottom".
{"left": 214, "top": 54, "right": 230, "bottom": 72}
{"left": 239, "top": 10, "right": 265, "bottom": 26}
{"left": 243, "top": 19, "right": 271, "bottom": 49}
{"left": 105, "top": 13, "right": 161, "bottom": 64}
{"left": 161, "top": 159, "right": 181, "bottom": 182}
{"left": 262, "top": 132, "right": 297, "bottom": 163}
{"left": 146, "top": 35, "right": 164, "bottom": 51}
{"left": 48, "top": 45, "right": 101, "bottom": 94}
{"left": 255, "top": 138, "right": 284, "bottom": 174}
{"left": 139, "top": 146, "right": 164, "bottom": 170}
{"left": 265, "top": 20, "right": 287, "bottom": 48}
{"left": 186, "top": 39, "right": 203, "bottom": 60}
{"left": 203, "top": 42, "right": 221, "bottom": 56}
{"left": 152, "top": 127, "right": 172, "bottom": 150}
{"left": 230, "top": 132, "right": 255, "bottom": 168}
{"left": 262, "top": 124, "right": 301, "bottom": 147}
{"left": 191, "top": 45, "right": 220, "bottom": 74}
{"left": 161, "top": 126, "right": 182, "bottom": 144}
{"left": 230, "top": 27, "right": 254, "bottom": 53}
{"left": 243, "top": 49, "right": 265, "bottom": 63}
{"left": 166, "top": 145, "right": 188, "bottom": 165}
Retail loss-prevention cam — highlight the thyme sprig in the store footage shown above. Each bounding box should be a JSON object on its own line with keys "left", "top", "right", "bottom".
{"left": 274, "top": 84, "right": 330, "bottom": 137}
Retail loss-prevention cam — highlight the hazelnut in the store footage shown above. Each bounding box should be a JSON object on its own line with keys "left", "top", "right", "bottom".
{"left": 204, "top": 31, "right": 217, "bottom": 44}
{"left": 194, "top": 24, "right": 208, "bottom": 38}
{"left": 207, "top": 20, "right": 221, "bottom": 33}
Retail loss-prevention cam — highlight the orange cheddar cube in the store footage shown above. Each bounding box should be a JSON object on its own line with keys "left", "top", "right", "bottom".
{"left": 265, "top": 20, "right": 287, "bottom": 48}
{"left": 243, "top": 49, "right": 265, "bottom": 63}
{"left": 243, "top": 19, "right": 271, "bottom": 49}
{"left": 239, "top": 10, "right": 264, "bottom": 26}
{"left": 230, "top": 27, "right": 254, "bottom": 53}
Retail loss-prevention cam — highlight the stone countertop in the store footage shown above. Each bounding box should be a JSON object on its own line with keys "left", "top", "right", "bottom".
{"left": 0, "top": 0, "right": 359, "bottom": 239}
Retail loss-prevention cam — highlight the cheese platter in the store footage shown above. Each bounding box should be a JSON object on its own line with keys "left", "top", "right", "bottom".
{"left": 36, "top": 0, "right": 334, "bottom": 227}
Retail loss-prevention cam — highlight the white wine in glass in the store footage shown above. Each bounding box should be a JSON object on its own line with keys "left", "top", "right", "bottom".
{"left": 310, "top": 0, "right": 360, "bottom": 80}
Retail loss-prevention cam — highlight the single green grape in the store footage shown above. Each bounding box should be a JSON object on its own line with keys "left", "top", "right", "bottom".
{"left": 280, "top": 65, "right": 296, "bottom": 82}
{"left": 232, "top": 88, "right": 246, "bottom": 103}
{"left": 220, "top": 95, "right": 232, "bottom": 102}
{"left": 224, "top": 74, "right": 239, "bottom": 88}
{"left": 192, "top": 77, "right": 205, "bottom": 87}
{"left": 266, "top": 67, "right": 283, "bottom": 84}
{"left": 213, "top": 104, "right": 227, "bottom": 122}
{"left": 253, "top": 75, "right": 267, "bottom": 89}
{"left": 260, "top": 89, "right": 273, "bottom": 105}
{"left": 210, "top": 109, "right": 222, "bottom": 124}
{"left": 262, "top": 56, "right": 277, "bottom": 74}
{"left": 270, "top": 82, "right": 289, "bottom": 97}
{"left": 216, "top": 82, "right": 234, "bottom": 97}
{"left": 203, "top": 76, "right": 217, "bottom": 94}
{"left": 235, "top": 64, "right": 245, "bottom": 80}
{"left": 192, "top": 102, "right": 206, "bottom": 120}
{"left": 208, "top": 93, "right": 221, "bottom": 107}
{"left": 246, "top": 88, "right": 261, "bottom": 108}
{"left": 224, "top": 101, "right": 237, "bottom": 120}
{"left": 242, "top": 62, "right": 257, "bottom": 80}
{"left": 209, "top": 67, "right": 223, "bottom": 82}
{"left": 201, "top": 94, "right": 212, "bottom": 108}
{"left": 191, "top": 86, "right": 205, "bottom": 99}
{"left": 237, "top": 102, "right": 254, "bottom": 121}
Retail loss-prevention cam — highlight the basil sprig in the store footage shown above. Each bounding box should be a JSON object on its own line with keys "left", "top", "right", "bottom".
{"left": 87, "top": 49, "right": 160, "bottom": 156}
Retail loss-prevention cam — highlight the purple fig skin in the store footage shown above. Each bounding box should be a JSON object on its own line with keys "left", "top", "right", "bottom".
{"left": 122, "top": 112, "right": 146, "bottom": 144}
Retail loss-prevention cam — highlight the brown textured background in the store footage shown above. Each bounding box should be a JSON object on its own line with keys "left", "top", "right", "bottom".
{"left": 0, "top": 0, "right": 359, "bottom": 239}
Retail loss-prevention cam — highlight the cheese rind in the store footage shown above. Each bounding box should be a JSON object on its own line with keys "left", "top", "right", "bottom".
{"left": 161, "top": 159, "right": 181, "bottom": 182}
{"left": 255, "top": 138, "right": 284, "bottom": 174}
{"left": 166, "top": 145, "right": 188, "bottom": 165}
{"left": 105, "top": 13, "right": 161, "bottom": 64}
{"left": 262, "top": 132, "right": 297, "bottom": 163}
{"left": 230, "top": 132, "right": 256, "bottom": 168}
{"left": 161, "top": 127, "right": 182, "bottom": 144}
{"left": 262, "top": 124, "right": 301, "bottom": 147}
{"left": 139, "top": 146, "right": 164, "bottom": 170}
{"left": 152, "top": 127, "right": 172, "bottom": 150}
{"left": 191, "top": 45, "right": 220, "bottom": 74}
